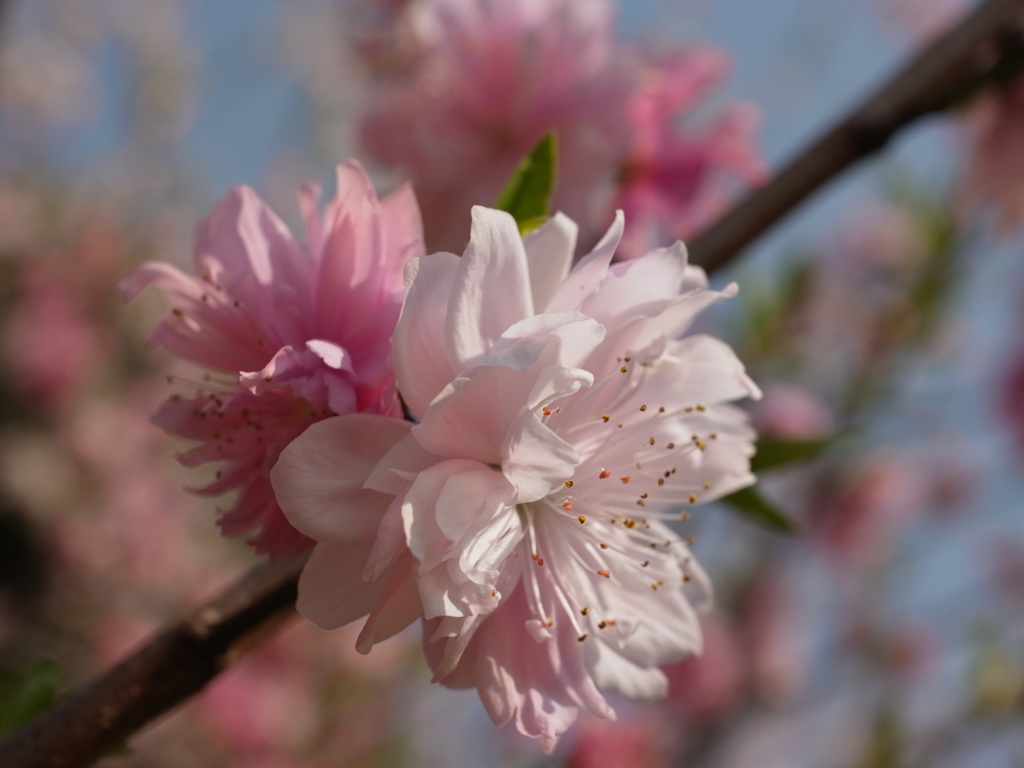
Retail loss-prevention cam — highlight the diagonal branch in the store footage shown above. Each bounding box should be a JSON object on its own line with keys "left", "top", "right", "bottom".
{"left": 0, "top": 555, "right": 305, "bottom": 768}
{"left": 689, "top": 0, "right": 1024, "bottom": 272}
{"left": 2, "top": 1, "right": 1024, "bottom": 766}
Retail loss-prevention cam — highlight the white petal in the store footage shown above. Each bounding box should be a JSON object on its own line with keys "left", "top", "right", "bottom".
{"left": 296, "top": 540, "right": 381, "bottom": 630}
{"left": 544, "top": 210, "right": 623, "bottom": 313}
{"left": 393, "top": 253, "right": 461, "bottom": 418}
{"left": 585, "top": 640, "right": 669, "bottom": 703}
{"left": 504, "top": 411, "right": 580, "bottom": 503}
{"left": 523, "top": 212, "right": 577, "bottom": 312}
{"left": 446, "top": 207, "right": 534, "bottom": 368}
{"left": 271, "top": 414, "right": 412, "bottom": 542}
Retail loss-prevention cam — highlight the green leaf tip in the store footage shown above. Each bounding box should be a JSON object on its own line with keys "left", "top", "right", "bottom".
{"left": 495, "top": 133, "right": 558, "bottom": 235}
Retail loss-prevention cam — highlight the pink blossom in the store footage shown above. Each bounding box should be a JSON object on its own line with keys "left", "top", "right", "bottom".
{"left": 3, "top": 265, "right": 114, "bottom": 410}
{"left": 565, "top": 713, "right": 672, "bottom": 768}
{"left": 272, "top": 206, "right": 760, "bottom": 750}
{"left": 810, "top": 455, "right": 928, "bottom": 569}
{"left": 664, "top": 613, "right": 746, "bottom": 721}
{"left": 961, "top": 75, "right": 1024, "bottom": 233}
{"left": 122, "top": 161, "right": 424, "bottom": 557}
{"left": 358, "top": 0, "right": 761, "bottom": 253}
{"left": 752, "top": 384, "right": 833, "bottom": 441}
{"left": 614, "top": 48, "right": 765, "bottom": 259}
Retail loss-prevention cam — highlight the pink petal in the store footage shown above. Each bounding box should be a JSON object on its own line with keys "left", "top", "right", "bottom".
{"left": 270, "top": 413, "right": 412, "bottom": 542}
{"left": 446, "top": 207, "right": 534, "bottom": 368}
{"left": 297, "top": 540, "right": 382, "bottom": 630}
{"left": 392, "top": 253, "right": 461, "bottom": 418}
{"left": 544, "top": 210, "right": 623, "bottom": 313}
{"left": 522, "top": 213, "right": 577, "bottom": 313}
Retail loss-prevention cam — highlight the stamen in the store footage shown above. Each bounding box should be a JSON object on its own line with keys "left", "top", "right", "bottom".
{"left": 596, "top": 569, "right": 611, "bottom": 578}
{"left": 599, "top": 469, "right": 611, "bottom": 479}
{"left": 577, "top": 515, "right": 586, "bottom": 524}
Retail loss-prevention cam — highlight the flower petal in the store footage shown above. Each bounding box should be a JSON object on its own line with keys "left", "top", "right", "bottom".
{"left": 271, "top": 413, "right": 413, "bottom": 542}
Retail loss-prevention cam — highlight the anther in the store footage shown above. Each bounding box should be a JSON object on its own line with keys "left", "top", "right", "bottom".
{"left": 581, "top": 607, "right": 589, "bottom": 615}
{"left": 599, "top": 469, "right": 611, "bottom": 479}
{"left": 577, "top": 515, "right": 586, "bottom": 524}
{"left": 564, "top": 480, "right": 574, "bottom": 488}
{"left": 596, "top": 569, "right": 611, "bottom": 578}
{"left": 640, "top": 492, "right": 648, "bottom": 499}
{"left": 683, "top": 574, "right": 691, "bottom": 582}
{"left": 624, "top": 357, "right": 631, "bottom": 362}
{"left": 680, "top": 512, "right": 691, "bottom": 521}
{"left": 562, "top": 500, "right": 574, "bottom": 511}
{"left": 598, "top": 621, "right": 607, "bottom": 629}
{"left": 640, "top": 405, "right": 647, "bottom": 412}
{"left": 696, "top": 404, "right": 706, "bottom": 411}
{"left": 689, "top": 494, "right": 697, "bottom": 504}
{"left": 659, "top": 406, "right": 665, "bottom": 413}
{"left": 620, "top": 476, "right": 630, "bottom": 484}
{"left": 602, "top": 414, "right": 611, "bottom": 423}
{"left": 491, "top": 589, "right": 497, "bottom": 596}
{"left": 624, "top": 519, "right": 637, "bottom": 528}
{"left": 686, "top": 536, "right": 695, "bottom": 545}
{"left": 658, "top": 478, "right": 665, "bottom": 486}
{"left": 703, "top": 482, "right": 711, "bottom": 489}
{"left": 600, "top": 543, "right": 608, "bottom": 549}
{"left": 642, "top": 560, "right": 650, "bottom": 567}
{"left": 649, "top": 437, "right": 656, "bottom": 445}
{"left": 636, "top": 500, "right": 645, "bottom": 507}
{"left": 620, "top": 366, "right": 628, "bottom": 373}
{"left": 543, "top": 407, "right": 552, "bottom": 416}
{"left": 577, "top": 634, "right": 589, "bottom": 642}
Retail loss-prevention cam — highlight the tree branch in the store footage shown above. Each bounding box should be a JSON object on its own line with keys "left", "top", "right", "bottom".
{"left": 3, "top": 2, "right": 1024, "bottom": 766}
{"left": 689, "top": 0, "right": 1024, "bottom": 273}
{"left": 0, "top": 555, "right": 305, "bottom": 768}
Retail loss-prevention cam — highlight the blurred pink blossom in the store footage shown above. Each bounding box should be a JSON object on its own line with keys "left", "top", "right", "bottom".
{"left": 122, "top": 161, "right": 424, "bottom": 558}
{"left": 752, "top": 384, "right": 834, "bottom": 440}
{"left": 664, "top": 613, "right": 746, "bottom": 721}
{"left": 3, "top": 265, "right": 113, "bottom": 410}
{"left": 811, "top": 456, "right": 929, "bottom": 569}
{"left": 615, "top": 49, "right": 764, "bottom": 259}
{"left": 566, "top": 713, "right": 672, "bottom": 768}
{"left": 358, "top": 0, "right": 761, "bottom": 253}
{"left": 272, "top": 206, "right": 761, "bottom": 751}
{"left": 739, "top": 570, "right": 806, "bottom": 705}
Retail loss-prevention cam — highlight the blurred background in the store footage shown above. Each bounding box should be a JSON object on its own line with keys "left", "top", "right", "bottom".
{"left": 1, "top": 0, "right": 1023, "bottom": 766}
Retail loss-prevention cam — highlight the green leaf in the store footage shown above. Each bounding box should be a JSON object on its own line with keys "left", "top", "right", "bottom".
{"left": 494, "top": 133, "right": 557, "bottom": 235}
{"left": 720, "top": 486, "right": 797, "bottom": 534}
{"left": 751, "top": 437, "right": 834, "bottom": 473}
{"left": 0, "top": 660, "right": 63, "bottom": 737}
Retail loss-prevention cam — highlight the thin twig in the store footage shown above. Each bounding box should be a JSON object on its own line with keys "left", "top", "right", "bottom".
{"left": 2, "top": 2, "right": 1024, "bottom": 767}
{"left": 0, "top": 556, "right": 305, "bottom": 768}
{"left": 689, "top": 0, "right": 1024, "bottom": 273}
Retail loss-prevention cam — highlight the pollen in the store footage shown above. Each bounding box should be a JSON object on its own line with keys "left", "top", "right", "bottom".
{"left": 602, "top": 414, "right": 611, "bottom": 422}
{"left": 577, "top": 515, "right": 586, "bottom": 524}
{"left": 564, "top": 480, "right": 574, "bottom": 488}
{"left": 596, "top": 569, "right": 611, "bottom": 578}
{"left": 658, "top": 478, "right": 665, "bottom": 486}
{"left": 696, "top": 404, "right": 706, "bottom": 411}
{"left": 600, "top": 543, "right": 608, "bottom": 549}
{"left": 683, "top": 574, "right": 692, "bottom": 582}
{"left": 687, "top": 536, "right": 695, "bottom": 545}
{"left": 542, "top": 407, "right": 552, "bottom": 416}
{"left": 658, "top": 407, "right": 665, "bottom": 413}
{"left": 624, "top": 519, "right": 637, "bottom": 528}
{"left": 620, "top": 366, "right": 628, "bottom": 373}
{"left": 703, "top": 482, "right": 712, "bottom": 489}
{"left": 636, "top": 500, "right": 645, "bottom": 507}
{"left": 599, "top": 469, "right": 611, "bottom": 479}
{"left": 666, "top": 442, "right": 675, "bottom": 449}
{"left": 640, "top": 405, "right": 647, "bottom": 412}
{"left": 689, "top": 494, "right": 697, "bottom": 504}
{"left": 581, "top": 607, "right": 589, "bottom": 616}
{"left": 649, "top": 437, "right": 656, "bottom": 445}
{"left": 491, "top": 589, "right": 497, "bottom": 597}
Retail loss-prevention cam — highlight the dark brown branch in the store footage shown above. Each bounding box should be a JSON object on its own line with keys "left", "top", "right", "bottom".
{"left": 3, "top": 2, "right": 1024, "bottom": 767}
{"left": 691, "top": 0, "right": 1024, "bottom": 273}
{"left": 0, "top": 555, "right": 305, "bottom": 768}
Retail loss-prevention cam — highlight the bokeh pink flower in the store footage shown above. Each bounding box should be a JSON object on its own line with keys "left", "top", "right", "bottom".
{"left": 122, "top": 161, "right": 424, "bottom": 557}
{"left": 357, "top": 0, "right": 762, "bottom": 253}
{"left": 272, "top": 206, "right": 760, "bottom": 750}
